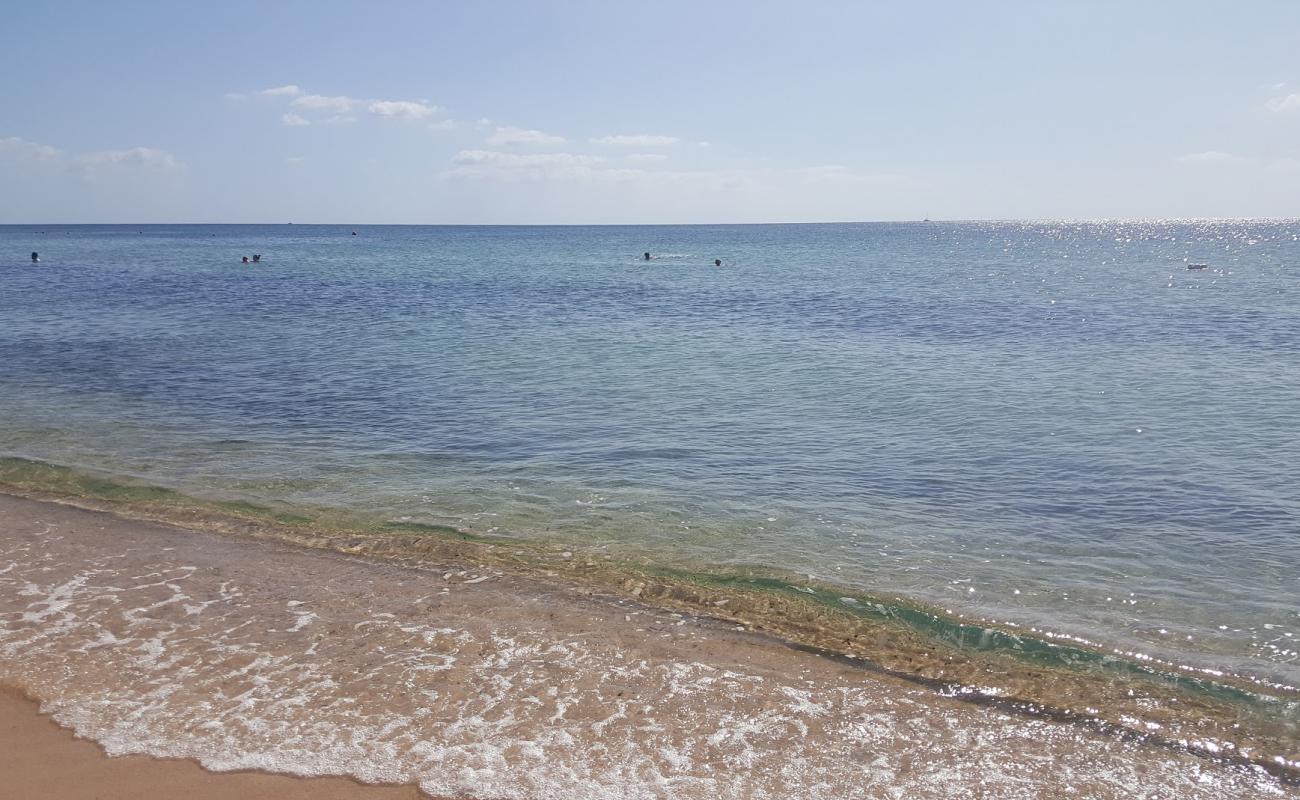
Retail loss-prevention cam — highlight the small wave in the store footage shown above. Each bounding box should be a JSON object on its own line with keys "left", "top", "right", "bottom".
{"left": 1, "top": 454, "right": 1297, "bottom": 783}
{"left": 1, "top": 491, "right": 1292, "bottom": 798}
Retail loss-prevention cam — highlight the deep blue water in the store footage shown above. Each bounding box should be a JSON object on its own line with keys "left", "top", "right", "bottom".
{"left": 2, "top": 222, "right": 1297, "bottom": 684}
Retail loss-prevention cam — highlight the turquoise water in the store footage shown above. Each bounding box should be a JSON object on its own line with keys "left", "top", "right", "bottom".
{"left": 1, "top": 221, "right": 1297, "bottom": 689}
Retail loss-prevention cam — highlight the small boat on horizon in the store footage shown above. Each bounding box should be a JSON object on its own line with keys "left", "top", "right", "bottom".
{"left": 1188, "top": 263, "right": 1208, "bottom": 270}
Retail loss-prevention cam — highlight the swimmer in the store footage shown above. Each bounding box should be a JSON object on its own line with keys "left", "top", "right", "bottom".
{"left": 31, "top": 252, "right": 39, "bottom": 263}
{"left": 252, "top": 254, "right": 261, "bottom": 263}
{"left": 714, "top": 259, "right": 722, "bottom": 267}
{"left": 242, "top": 256, "right": 249, "bottom": 264}
{"left": 644, "top": 252, "right": 651, "bottom": 261}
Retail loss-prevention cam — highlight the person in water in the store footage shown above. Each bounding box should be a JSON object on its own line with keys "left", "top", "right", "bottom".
{"left": 31, "top": 252, "right": 39, "bottom": 263}
{"left": 714, "top": 259, "right": 722, "bottom": 266}
{"left": 644, "top": 252, "right": 651, "bottom": 260}
{"left": 252, "top": 254, "right": 261, "bottom": 263}
{"left": 241, "top": 256, "right": 249, "bottom": 264}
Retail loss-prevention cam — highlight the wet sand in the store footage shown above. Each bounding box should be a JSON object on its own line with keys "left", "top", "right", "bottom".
{"left": 0, "top": 492, "right": 1291, "bottom": 799}
{"left": 0, "top": 686, "right": 426, "bottom": 799}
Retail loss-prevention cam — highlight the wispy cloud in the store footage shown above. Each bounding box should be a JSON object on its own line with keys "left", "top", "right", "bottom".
{"left": 590, "top": 134, "right": 680, "bottom": 147}
{"left": 442, "top": 150, "right": 906, "bottom": 196}
{"left": 291, "top": 94, "right": 359, "bottom": 113}
{"left": 1176, "top": 151, "right": 1246, "bottom": 164}
{"left": 626, "top": 153, "right": 669, "bottom": 162}
{"left": 226, "top": 84, "right": 303, "bottom": 102}
{"left": 1265, "top": 93, "right": 1300, "bottom": 112}
{"left": 3, "top": 136, "right": 181, "bottom": 174}
{"left": 1174, "top": 150, "right": 1300, "bottom": 171}
{"left": 261, "top": 84, "right": 302, "bottom": 98}
{"left": 248, "top": 87, "right": 443, "bottom": 123}
{"left": 447, "top": 150, "right": 609, "bottom": 180}
{"left": 0, "top": 136, "right": 62, "bottom": 161}
{"left": 73, "top": 147, "right": 181, "bottom": 173}
{"left": 485, "top": 126, "right": 566, "bottom": 146}
{"left": 368, "top": 100, "right": 438, "bottom": 120}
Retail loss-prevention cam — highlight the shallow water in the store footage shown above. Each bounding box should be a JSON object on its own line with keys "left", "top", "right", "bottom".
{"left": 0, "top": 495, "right": 1290, "bottom": 799}
{"left": 1, "top": 221, "right": 1298, "bottom": 693}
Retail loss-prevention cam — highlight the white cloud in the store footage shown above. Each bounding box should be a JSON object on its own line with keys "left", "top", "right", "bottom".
{"left": 0, "top": 136, "right": 61, "bottom": 161}
{"left": 447, "top": 149, "right": 609, "bottom": 180}
{"left": 1265, "top": 93, "right": 1300, "bottom": 112}
{"left": 281, "top": 113, "right": 311, "bottom": 127}
{"left": 255, "top": 90, "right": 441, "bottom": 122}
{"left": 1176, "top": 151, "right": 1246, "bottom": 165}
{"left": 261, "top": 84, "right": 302, "bottom": 98}
{"left": 291, "top": 94, "right": 358, "bottom": 113}
{"left": 626, "top": 153, "right": 668, "bottom": 162}
{"left": 368, "top": 100, "right": 438, "bottom": 120}
{"left": 73, "top": 147, "right": 181, "bottom": 172}
{"left": 590, "top": 134, "right": 680, "bottom": 147}
{"left": 486, "top": 126, "right": 566, "bottom": 146}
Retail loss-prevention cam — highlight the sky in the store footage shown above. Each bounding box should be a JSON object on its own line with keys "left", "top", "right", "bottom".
{"left": 2, "top": 0, "right": 1299, "bottom": 224}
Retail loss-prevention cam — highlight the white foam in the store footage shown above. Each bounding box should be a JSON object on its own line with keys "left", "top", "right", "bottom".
{"left": 0, "top": 525, "right": 1288, "bottom": 800}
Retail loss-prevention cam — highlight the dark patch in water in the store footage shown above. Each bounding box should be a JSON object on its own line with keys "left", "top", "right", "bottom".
{"left": 217, "top": 500, "right": 272, "bottom": 514}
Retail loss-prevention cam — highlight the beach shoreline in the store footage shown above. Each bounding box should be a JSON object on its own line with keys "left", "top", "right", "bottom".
{"left": 1, "top": 461, "right": 1296, "bottom": 771}
{"left": 0, "top": 684, "right": 431, "bottom": 799}
{"left": 0, "top": 489, "right": 1292, "bottom": 798}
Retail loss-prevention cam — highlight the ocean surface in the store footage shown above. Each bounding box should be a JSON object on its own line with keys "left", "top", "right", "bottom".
{"left": 1, "top": 222, "right": 1297, "bottom": 749}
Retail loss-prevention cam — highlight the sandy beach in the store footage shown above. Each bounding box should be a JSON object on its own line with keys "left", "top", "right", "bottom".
{"left": 1, "top": 685, "right": 426, "bottom": 799}
{"left": 0, "top": 490, "right": 1290, "bottom": 798}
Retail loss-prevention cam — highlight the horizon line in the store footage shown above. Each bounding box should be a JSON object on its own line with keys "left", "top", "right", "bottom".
{"left": 3, "top": 217, "right": 1300, "bottom": 227}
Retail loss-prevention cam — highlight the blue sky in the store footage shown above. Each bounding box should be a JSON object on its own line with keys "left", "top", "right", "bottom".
{"left": 3, "top": 1, "right": 1299, "bottom": 223}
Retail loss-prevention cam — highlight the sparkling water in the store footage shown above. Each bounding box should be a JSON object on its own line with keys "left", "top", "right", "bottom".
{"left": 2, "top": 221, "right": 1297, "bottom": 689}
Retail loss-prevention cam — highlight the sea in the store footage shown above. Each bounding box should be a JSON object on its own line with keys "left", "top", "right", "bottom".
{"left": 0, "top": 221, "right": 1297, "bottom": 794}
